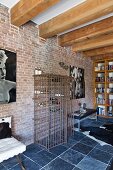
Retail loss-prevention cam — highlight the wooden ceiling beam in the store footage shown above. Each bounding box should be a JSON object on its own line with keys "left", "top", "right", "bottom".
{"left": 11, "top": 0, "right": 60, "bottom": 27}
{"left": 91, "top": 53, "right": 113, "bottom": 60}
{"left": 39, "top": 0, "right": 113, "bottom": 38}
{"left": 72, "top": 33, "right": 113, "bottom": 52}
{"left": 59, "top": 16, "right": 113, "bottom": 46}
{"left": 83, "top": 45, "right": 113, "bottom": 57}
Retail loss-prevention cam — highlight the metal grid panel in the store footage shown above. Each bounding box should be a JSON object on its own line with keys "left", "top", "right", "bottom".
{"left": 34, "top": 74, "right": 74, "bottom": 149}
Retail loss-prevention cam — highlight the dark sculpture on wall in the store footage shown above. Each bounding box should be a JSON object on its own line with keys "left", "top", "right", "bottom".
{"left": 0, "top": 49, "right": 16, "bottom": 103}
{"left": 70, "top": 66, "right": 85, "bottom": 99}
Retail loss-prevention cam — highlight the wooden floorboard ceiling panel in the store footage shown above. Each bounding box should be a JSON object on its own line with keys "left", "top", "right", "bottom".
{"left": 83, "top": 45, "right": 113, "bottom": 57}
{"left": 39, "top": 0, "right": 113, "bottom": 38}
{"left": 59, "top": 16, "right": 113, "bottom": 47}
{"left": 11, "top": 0, "right": 60, "bottom": 26}
{"left": 72, "top": 33, "right": 113, "bottom": 52}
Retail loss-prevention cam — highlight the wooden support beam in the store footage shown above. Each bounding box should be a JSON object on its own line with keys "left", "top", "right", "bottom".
{"left": 72, "top": 33, "right": 113, "bottom": 52}
{"left": 83, "top": 45, "right": 113, "bottom": 57}
{"left": 91, "top": 53, "right": 113, "bottom": 60}
{"left": 11, "top": 0, "right": 60, "bottom": 26}
{"left": 39, "top": 0, "right": 113, "bottom": 38}
{"left": 59, "top": 16, "right": 113, "bottom": 46}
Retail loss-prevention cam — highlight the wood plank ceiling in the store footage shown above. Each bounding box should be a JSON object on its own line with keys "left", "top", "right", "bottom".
{"left": 11, "top": 0, "right": 60, "bottom": 26}
{"left": 11, "top": 0, "right": 113, "bottom": 58}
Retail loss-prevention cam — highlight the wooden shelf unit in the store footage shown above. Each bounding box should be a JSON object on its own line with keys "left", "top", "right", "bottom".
{"left": 94, "top": 59, "right": 113, "bottom": 118}
{"left": 34, "top": 74, "right": 74, "bottom": 149}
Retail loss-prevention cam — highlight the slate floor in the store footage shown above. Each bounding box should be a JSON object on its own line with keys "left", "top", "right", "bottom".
{"left": 0, "top": 118, "right": 113, "bottom": 170}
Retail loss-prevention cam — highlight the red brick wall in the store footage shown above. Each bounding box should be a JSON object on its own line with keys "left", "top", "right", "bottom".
{"left": 38, "top": 38, "right": 94, "bottom": 111}
{"left": 0, "top": 4, "right": 37, "bottom": 144}
{"left": 0, "top": 4, "right": 94, "bottom": 144}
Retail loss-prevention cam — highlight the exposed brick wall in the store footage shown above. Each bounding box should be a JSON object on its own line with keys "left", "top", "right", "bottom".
{"left": 0, "top": 4, "right": 38, "bottom": 144}
{"left": 38, "top": 38, "right": 94, "bottom": 111}
{"left": 0, "top": 4, "right": 94, "bottom": 145}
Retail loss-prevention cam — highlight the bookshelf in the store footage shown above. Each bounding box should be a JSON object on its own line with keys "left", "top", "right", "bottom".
{"left": 94, "top": 59, "right": 113, "bottom": 118}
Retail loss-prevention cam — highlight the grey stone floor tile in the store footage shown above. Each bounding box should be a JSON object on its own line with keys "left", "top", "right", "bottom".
{"left": 72, "top": 167, "right": 81, "bottom": 170}
{"left": 72, "top": 142, "right": 93, "bottom": 155}
{"left": 73, "top": 131, "right": 86, "bottom": 138}
{"left": 24, "top": 151, "right": 38, "bottom": 158}
{"left": 29, "top": 150, "right": 56, "bottom": 167}
{"left": 49, "top": 144, "right": 67, "bottom": 156}
{"left": 77, "top": 156, "right": 107, "bottom": 170}
{"left": 60, "top": 149, "right": 85, "bottom": 165}
{"left": 0, "top": 164, "right": 6, "bottom": 170}
{"left": 2, "top": 155, "right": 26, "bottom": 169}
{"left": 2, "top": 117, "right": 113, "bottom": 170}
{"left": 80, "top": 136, "right": 98, "bottom": 147}
{"left": 11, "top": 158, "right": 41, "bottom": 170}
{"left": 24, "top": 143, "right": 44, "bottom": 155}
{"left": 108, "top": 157, "right": 113, "bottom": 166}
{"left": 88, "top": 148, "right": 113, "bottom": 164}
{"left": 63, "top": 139, "right": 79, "bottom": 148}
{"left": 42, "top": 157, "right": 74, "bottom": 170}
{"left": 96, "top": 144, "right": 113, "bottom": 155}
{"left": 70, "top": 132, "right": 85, "bottom": 142}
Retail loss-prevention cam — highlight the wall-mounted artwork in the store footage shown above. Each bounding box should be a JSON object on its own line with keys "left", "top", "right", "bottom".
{"left": 70, "top": 66, "right": 85, "bottom": 99}
{"left": 0, "top": 49, "right": 16, "bottom": 103}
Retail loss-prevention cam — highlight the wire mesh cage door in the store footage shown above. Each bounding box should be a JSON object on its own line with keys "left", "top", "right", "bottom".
{"left": 34, "top": 74, "right": 73, "bottom": 149}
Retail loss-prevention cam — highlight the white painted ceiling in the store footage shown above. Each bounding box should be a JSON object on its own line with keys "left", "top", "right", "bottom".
{"left": 32, "top": 0, "right": 86, "bottom": 25}
{"left": 0, "top": 0, "right": 113, "bottom": 36}
{"left": 0, "top": 0, "right": 20, "bottom": 8}
{"left": 0, "top": 0, "right": 86, "bottom": 25}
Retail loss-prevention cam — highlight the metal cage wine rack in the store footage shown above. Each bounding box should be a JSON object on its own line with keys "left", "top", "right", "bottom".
{"left": 34, "top": 74, "right": 74, "bottom": 149}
